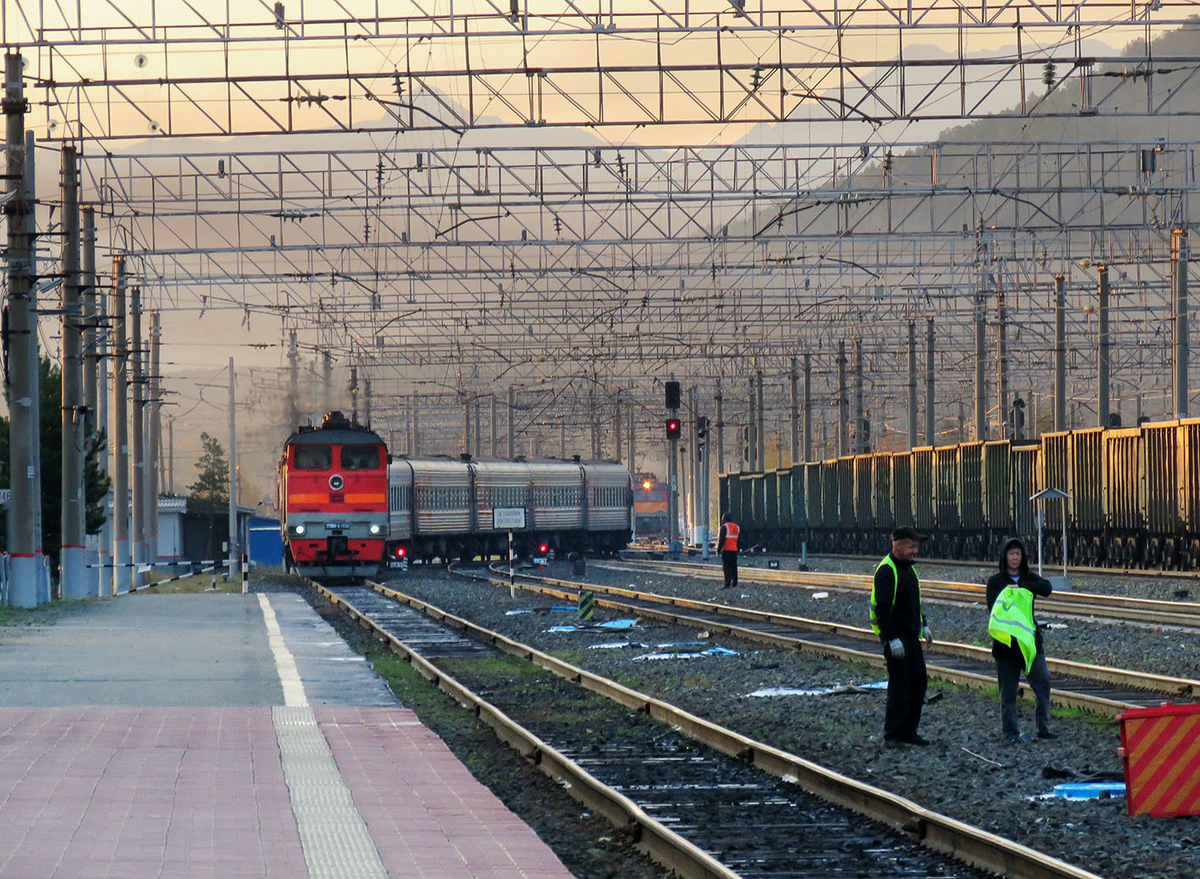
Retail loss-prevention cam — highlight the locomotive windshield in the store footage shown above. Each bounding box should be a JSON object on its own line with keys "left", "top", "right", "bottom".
{"left": 341, "top": 445, "right": 382, "bottom": 470}
{"left": 293, "top": 445, "right": 332, "bottom": 469}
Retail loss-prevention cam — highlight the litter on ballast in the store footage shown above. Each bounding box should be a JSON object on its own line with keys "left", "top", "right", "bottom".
{"left": 588, "top": 641, "right": 648, "bottom": 650}
{"left": 745, "top": 680, "right": 888, "bottom": 697}
{"left": 1043, "top": 622, "right": 1069, "bottom": 630}
{"left": 545, "top": 618, "right": 639, "bottom": 634}
{"left": 812, "top": 592, "right": 829, "bottom": 600}
{"left": 1031, "top": 782, "right": 1126, "bottom": 801}
{"left": 632, "top": 646, "right": 740, "bottom": 662}
{"left": 656, "top": 640, "right": 708, "bottom": 648}
{"left": 505, "top": 609, "right": 533, "bottom": 615}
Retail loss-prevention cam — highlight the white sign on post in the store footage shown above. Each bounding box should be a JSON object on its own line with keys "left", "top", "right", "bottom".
{"left": 493, "top": 507, "right": 526, "bottom": 530}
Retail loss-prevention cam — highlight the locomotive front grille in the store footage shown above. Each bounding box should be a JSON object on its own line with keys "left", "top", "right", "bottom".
{"left": 327, "top": 535, "right": 350, "bottom": 557}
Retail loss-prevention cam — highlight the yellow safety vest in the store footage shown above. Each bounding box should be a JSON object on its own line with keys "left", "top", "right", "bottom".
{"left": 988, "top": 584, "right": 1037, "bottom": 674}
{"left": 870, "top": 555, "right": 922, "bottom": 636}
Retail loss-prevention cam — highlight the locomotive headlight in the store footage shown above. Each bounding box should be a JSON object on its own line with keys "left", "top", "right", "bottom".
{"left": 293, "top": 524, "right": 306, "bottom": 536}
{"left": 369, "top": 524, "right": 381, "bottom": 535}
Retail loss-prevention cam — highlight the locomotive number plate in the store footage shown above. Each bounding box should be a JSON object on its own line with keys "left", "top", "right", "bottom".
{"left": 325, "top": 522, "right": 350, "bottom": 530}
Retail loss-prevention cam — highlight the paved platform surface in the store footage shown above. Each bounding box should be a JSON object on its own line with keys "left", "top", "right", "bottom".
{"left": 0, "top": 591, "right": 573, "bottom": 878}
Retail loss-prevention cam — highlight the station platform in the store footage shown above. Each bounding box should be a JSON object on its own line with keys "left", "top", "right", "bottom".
{"left": 0, "top": 591, "right": 572, "bottom": 878}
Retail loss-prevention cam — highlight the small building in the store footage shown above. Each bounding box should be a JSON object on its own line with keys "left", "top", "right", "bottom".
{"left": 248, "top": 516, "right": 283, "bottom": 569}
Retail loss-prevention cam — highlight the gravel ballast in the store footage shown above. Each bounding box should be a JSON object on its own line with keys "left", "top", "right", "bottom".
{"left": 380, "top": 562, "right": 1200, "bottom": 879}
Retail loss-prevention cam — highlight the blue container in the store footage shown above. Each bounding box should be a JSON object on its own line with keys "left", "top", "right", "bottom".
{"left": 248, "top": 516, "right": 284, "bottom": 567}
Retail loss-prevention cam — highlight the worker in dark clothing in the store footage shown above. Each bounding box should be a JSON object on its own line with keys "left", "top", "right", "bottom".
{"left": 986, "top": 537, "right": 1057, "bottom": 744}
{"left": 870, "top": 526, "right": 933, "bottom": 746}
{"left": 717, "top": 512, "right": 739, "bottom": 589}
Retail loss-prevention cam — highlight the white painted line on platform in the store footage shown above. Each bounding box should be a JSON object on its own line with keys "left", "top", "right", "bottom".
{"left": 258, "top": 592, "right": 308, "bottom": 708}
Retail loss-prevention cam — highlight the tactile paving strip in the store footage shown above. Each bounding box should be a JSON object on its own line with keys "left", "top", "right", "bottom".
{"left": 274, "top": 704, "right": 388, "bottom": 878}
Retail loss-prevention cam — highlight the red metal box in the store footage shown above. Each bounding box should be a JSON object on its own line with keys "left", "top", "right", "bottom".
{"left": 1119, "top": 702, "right": 1200, "bottom": 817}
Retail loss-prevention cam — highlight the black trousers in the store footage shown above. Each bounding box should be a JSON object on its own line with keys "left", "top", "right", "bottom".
{"left": 882, "top": 634, "right": 927, "bottom": 740}
{"left": 721, "top": 550, "right": 738, "bottom": 588}
{"left": 995, "top": 644, "right": 1052, "bottom": 739}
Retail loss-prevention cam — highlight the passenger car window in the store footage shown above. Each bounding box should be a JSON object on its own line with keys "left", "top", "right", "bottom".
{"left": 293, "top": 445, "right": 332, "bottom": 469}
{"left": 341, "top": 445, "right": 381, "bottom": 470}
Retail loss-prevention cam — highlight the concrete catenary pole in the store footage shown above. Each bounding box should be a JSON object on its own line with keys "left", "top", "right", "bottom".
{"left": 1097, "top": 265, "right": 1111, "bottom": 427}
{"left": 907, "top": 321, "right": 918, "bottom": 449}
{"left": 790, "top": 358, "right": 799, "bottom": 466}
{"left": 854, "top": 338, "right": 865, "bottom": 454}
{"left": 925, "top": 317, "right": 935, "bottom": 445}
{"left": 837, "top": 342, "right": 848, "bottom": 456}
{"left": 1054, "top": 274, "right": 1067, "bottom": 431}
{"left": 473, "top": 397, "right": 480, "bottom": 456}
{"left": 490, "top": 396, "right": 498, "bottom": 457}
{"left": 148, "top": 312, "right": 161, "bottom": 568}
{"left": 349, "top": 365, "right": 359, "bottom": 425}
{"left": 745, "top": 375, "right": 755, "bottom": 471}
{"left": 1173, "top": 229, "right": 1190, "bottom": 419}
{"left": 59, "top": 144, "right": 88, "bottom": 599}
{"left": 287, "top": 331, "right": 299, "bottom": 431}
{"left": 974, "top": 292, "right": 987, "bottom": 440}
{"left": 997, "top": 286, "right": 1010, "bottom": 439}
{"left": 755, "top": 368, "right": 765, "bottom": 470}
{"left": 365, "top": 378, "right": 373, "bottom": 429}
{"left": 322, "top": 350, "right": 333, "bottom": 414}
{"left": 803, "top": 351, "right": 813, "bottom": 462}
{"left": 129, "top": 285, "right": 147, "bottom": 589}
{"left": 91, "top": 214, "right": 111, "bottom": 595}
{"left": 715, "top": 378, "right": 725, "bottom": 476}
{"left": 25, "top": 128, "right": 43, "bottom": 592}
{"left": 411, "top": 394, "right": 420, "bottom": 455}
{"left": 228, "top": 357, "right": 238, "bottom": 579}
{"left": 461, "top": 393, "right": 470, "bottom": 455}
{"left": 507, "top": 385, "right": 516, "bottom": 459}
{"left": 627, "top": 403, "right": 636, "bottom": 474}
{"left": 167, "top": 419, "right": 174, "bottom": 494}
{"left": 110, "top": 257, "right": 130, "bottom": 595}
{"left": 82, "top": 206, "right": 98, "bottom": 435}
{"left": 614, "top": 396, "right": 622, "bottom": 463}
{"left": 4, "top": 54, "right": 39, "bottom": 607}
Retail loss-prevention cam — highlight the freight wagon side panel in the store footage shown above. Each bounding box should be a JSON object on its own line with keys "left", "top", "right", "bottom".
{"left": 1071, "top": 428, "right": 1105, "bottom": 532}
{"left": 805, "top": 463, "right": 824, "bottom": 528}
{"left": 958, "top": 442, "right": 984, "bottom": 530}
{"left": 1041, "top": 433, "right": 1071, "bottom": 529}
{"left": 1011, "top": 446, "right": 1039, "bottom": 538}
{"left": 719, "top": 474, "right": 731, "bottom": 523}
{"left": 934, "top": 446, "right": 960, "bottom": 530}
{"left": 822, "top": 461, "right": 840, "bottom": 530}
{"left": 777, "top": 469, "right": 794, "bottom": 529}
{"left": 873, "top": 453, "right": 894, "bottom": 530}
{"left": 1179, "top": 420, "right": 1200, "bottom": 532}
{"left": 838, "top": 458, "right": 856, "bottom": 528}
{"left": 855, "top": 456, "right": 875, "bottom": 528}
{"left": 912, "top": 448, "right": 935, "bottom": 531}
{"left": 765, "top": 471, "right": 780, "bottom": 530}
{"left": 892, "top": 452, "right": 913, "bottom": 528}
{"left": 1103, "top": 428, "right": 1143, "bottom": 533}
{"left": 982, "top": 441, "right": 1011, "bottom": 533}
{"left": 1144, "top": 423, "right": 1179, "bottom": 535}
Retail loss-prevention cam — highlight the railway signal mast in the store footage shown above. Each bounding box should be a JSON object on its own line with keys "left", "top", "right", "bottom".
{"left": 665, "top": 379, "right": 681, "bottom": 559}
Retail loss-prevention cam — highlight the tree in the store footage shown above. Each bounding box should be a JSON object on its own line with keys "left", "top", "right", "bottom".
{"left": 188, "top": 432, "right": 229, "bottom": 512}
{"left": 0, "top": 357, "right": 112, "bottom": 566}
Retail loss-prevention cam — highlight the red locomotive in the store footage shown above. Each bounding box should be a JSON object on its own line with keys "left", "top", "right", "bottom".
{"left": 278, "top": 411, "right": 388, "bottom": 578}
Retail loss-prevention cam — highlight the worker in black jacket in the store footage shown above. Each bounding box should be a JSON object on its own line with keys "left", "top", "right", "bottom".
{"left": 986, "top": 537, "right": 1057, "bottom": 744}
{"left": 870, "top": 526, "right": 934, "bottom": 746}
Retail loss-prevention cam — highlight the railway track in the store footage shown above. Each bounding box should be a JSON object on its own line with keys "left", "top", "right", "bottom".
{"left": 612, "top": 556, "right": 1200, "bottom": 629}
{"left": 311, "top": 577, "right": 1100, "bottom": 879}
{"left": 485, "top": 563, "right": 1200, "bottom": 716}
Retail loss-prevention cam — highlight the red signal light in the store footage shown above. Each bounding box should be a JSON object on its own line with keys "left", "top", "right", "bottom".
{"left": 666, "top": 418, "right": 681, "bottom": 439}
{"left": 396, "top": 546, "right": 406, "bottom": 558}
{"left": 538, "top": 543, "right": 549, "bottom": 554}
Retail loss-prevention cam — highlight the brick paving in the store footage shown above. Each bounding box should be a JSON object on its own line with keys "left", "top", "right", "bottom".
{"left": 317, "top": 707, "right": 574, "bottom": 878}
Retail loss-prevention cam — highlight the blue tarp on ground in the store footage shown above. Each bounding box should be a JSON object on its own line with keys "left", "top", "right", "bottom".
{"left": 248, "top": 516, "right": 283, "bottom": 567}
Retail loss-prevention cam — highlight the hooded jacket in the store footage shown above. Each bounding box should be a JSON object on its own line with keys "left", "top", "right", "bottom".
{"left": 985, "top": 537, "right": 1053, "bottom": 658}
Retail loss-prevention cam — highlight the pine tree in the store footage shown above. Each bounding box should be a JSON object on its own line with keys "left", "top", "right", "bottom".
{"left": 188, "top": 432, "right": 229, "bottom": 512}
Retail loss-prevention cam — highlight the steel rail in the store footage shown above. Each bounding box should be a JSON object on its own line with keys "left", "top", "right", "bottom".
{"left": 328, "top": 575, "right": 1103, "bottom": 879}
{"left": 308, "top": 578, "right": 739, "bottom": 879}
{"left": 479, "top": 564, "right": 1183, "bottom": 715}
{"left": 610, "top": 557, "right": 1200, "bottom": 628}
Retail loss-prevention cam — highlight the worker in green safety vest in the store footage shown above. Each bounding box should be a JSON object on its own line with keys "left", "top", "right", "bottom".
{"left": 986, "top": 537, "right": 1058, "bottom": 745}
{"left": 871, "top": 526, "right": 934, "bottom": 747}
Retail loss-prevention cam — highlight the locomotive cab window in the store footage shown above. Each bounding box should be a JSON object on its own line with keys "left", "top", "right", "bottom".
{"left": 341, "top": 445, "right": 381, "bottom": 470}
{"left": 293, "top": 445, "right": 332, "bottom": 470}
